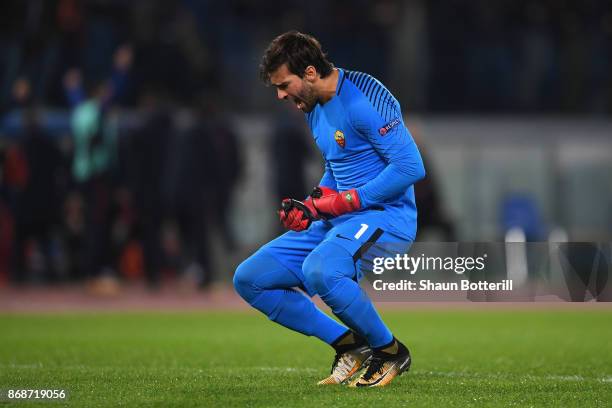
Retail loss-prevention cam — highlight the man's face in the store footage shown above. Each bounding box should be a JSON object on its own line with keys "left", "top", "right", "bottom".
{"left": 269, "top": 64, "right": 318, "bottom": 113}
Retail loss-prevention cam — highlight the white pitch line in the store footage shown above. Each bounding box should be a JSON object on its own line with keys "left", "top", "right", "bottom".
{"left": 414, "top": 370, "right": 611, "bottom": 383}
{"left": 1, "top": 362, "right": 44, "bottom": 369}
{"left": 252, "top": 366, "right": 318, "bottom": 374}
{"left": 246, "top": 367, "right": 612, "bottom": 383}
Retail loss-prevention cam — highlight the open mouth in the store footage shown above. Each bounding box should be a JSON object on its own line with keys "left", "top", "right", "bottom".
{"left": 293, "top": 97, "right": 304, "bottom": 110}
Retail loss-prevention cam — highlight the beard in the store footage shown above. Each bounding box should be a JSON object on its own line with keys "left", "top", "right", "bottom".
{"left": 295, "top": 83, "right": 318, "bottom": 113}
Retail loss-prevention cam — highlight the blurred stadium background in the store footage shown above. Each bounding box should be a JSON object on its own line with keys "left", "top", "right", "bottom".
{"left": 0, "top": 0, "right": 611, "bottom": 298}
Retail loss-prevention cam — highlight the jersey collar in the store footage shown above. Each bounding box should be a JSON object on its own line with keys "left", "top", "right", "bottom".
{"left": 335, "top": 68, "right": 346, "bottom": 96}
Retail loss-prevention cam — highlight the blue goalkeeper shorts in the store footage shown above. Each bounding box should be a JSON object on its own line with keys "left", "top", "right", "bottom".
{"left": 260, "top": 210, "right": 412, "bottom": 296}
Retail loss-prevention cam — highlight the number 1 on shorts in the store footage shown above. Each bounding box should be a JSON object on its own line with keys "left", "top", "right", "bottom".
{"left": 354, "top": 224, "right": 369, "bottom": 239}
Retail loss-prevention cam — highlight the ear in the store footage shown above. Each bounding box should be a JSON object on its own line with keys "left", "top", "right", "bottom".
{"left": 303, "top": 65, "right": 317, "bottom": 82}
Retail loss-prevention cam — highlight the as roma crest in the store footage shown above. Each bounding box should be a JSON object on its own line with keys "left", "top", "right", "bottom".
{"left": 334, "top": 130, "right": 345, "bottom": 148}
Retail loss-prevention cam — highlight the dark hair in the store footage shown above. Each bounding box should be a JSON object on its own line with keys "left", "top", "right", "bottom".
{"left": 259, "top": 31, "right": 334, "bottom": 85}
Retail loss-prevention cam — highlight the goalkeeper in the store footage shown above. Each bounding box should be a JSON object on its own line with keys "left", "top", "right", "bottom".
{"left": 234, "top": 31, "right": 426, "bottom": 387}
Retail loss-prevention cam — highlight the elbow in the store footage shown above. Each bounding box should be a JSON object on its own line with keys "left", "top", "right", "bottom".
{"left": 397, "top": 160, "right": 426, "bottom": 185}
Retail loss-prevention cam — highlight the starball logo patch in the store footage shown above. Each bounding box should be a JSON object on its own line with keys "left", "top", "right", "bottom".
{"left": 334, "top": 130, "right": 346, "bottom": 148}
{"left": 379, "top": 118, "right": 401, "bottom": 136}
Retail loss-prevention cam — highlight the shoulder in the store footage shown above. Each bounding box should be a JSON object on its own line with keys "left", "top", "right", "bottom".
{"left": 338, "top": 70, "right": 400, "bottom": 123}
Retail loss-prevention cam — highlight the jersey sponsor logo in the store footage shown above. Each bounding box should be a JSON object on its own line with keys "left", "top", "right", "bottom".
{"left": 334, "top": 130, "right": 346, "bottom": 148}
{"left": 379, "top": 118, "right": 401, "bottom": 136}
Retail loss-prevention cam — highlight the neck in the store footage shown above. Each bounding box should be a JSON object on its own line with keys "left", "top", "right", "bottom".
{"left": 317, "top": 68, "right": 339, "bottom": 104}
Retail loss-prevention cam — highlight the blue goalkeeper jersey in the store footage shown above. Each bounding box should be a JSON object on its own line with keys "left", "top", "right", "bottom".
{"left": 305, "top": 68, "right": 426, "bottom": 240}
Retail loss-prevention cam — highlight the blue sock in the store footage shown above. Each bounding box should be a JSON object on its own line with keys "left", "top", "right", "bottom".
{"left": 302, "top": 241, "right": 393, "bottom": 348}
{"left": 234, "top": 250, "right": 348, "bottom": 344}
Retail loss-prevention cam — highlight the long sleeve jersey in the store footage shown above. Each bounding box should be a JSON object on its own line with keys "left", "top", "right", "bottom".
{"left": 305, "top": 68, "right": 426, "bottom": 240}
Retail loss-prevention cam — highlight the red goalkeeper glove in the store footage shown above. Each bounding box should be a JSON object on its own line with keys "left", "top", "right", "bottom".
{"left": 278, "top": 187, "right": 361, "bottom": 231}
{"left": 278, "top": 198, "right": 317, "bottom": 231}
{"left": 309, "top": 186, "right": 361, "bottom": 218}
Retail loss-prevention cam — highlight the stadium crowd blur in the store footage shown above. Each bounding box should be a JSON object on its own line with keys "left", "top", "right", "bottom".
{"left": 0, "top": 0, "right": 611, "bottom": 289}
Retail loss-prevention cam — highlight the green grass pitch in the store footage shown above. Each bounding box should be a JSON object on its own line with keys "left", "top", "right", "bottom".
{"left": 1, "top": 309, "right": 611, "bottom": 407}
